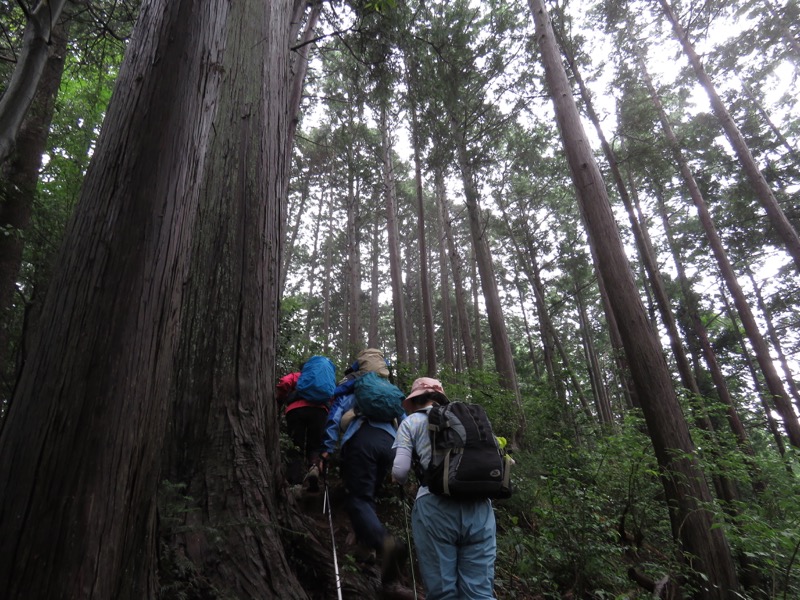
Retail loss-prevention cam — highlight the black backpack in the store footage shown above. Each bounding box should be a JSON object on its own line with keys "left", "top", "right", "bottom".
{"left": 423, "top": 402, "right": 513, "bottom": 500}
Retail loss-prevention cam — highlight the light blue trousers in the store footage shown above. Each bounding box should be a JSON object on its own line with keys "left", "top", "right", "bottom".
{"left": 411, "top": 493, "right": 497, "bottom": 599}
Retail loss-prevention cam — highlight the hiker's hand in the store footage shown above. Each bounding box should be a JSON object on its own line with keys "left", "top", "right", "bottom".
{"left": 318, "top": 452, "right": 329, "bottom": 473}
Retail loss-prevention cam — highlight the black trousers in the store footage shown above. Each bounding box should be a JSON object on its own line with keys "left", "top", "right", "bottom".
{"left": 285, "top": 405, "right": 327, "bottom": 484}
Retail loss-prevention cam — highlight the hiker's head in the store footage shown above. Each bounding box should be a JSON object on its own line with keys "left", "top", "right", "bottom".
{"left": 355, "top": 348, "right": 390, "bottom": 378}
{"left": 403, "top": 377, "right": 449, "bottom": 413}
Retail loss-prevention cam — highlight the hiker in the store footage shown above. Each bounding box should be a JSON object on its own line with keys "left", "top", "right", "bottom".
{"left": 276, "top": 356, "right": 336, "bottom": 494}
{"left": 319, "top": 348, "right": 408, "bottom": 585}
{"left": 392, "top": 377, "right": 498, "bottom": 600}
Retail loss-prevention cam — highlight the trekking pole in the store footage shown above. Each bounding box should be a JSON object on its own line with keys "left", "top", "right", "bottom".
{"left": 400, "top": 486, "right": 418, "bottom": 600}
{"left": 323, "top": 469, "right": 344, "bottom": 600}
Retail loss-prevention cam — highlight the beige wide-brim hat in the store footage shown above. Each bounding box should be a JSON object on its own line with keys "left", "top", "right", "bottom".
{"left": 405, "top": 377, "right": 449, "bottom": 403}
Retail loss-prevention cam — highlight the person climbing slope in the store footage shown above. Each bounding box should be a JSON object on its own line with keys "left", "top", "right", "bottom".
{"left": 392, "top": 377, "right": 500, "bottom": 600}
{"left": 320, "top": 348, "right": 408, "bottom": 587}
{"left": 276, "top": 355, "right": 336, "bottom": 494}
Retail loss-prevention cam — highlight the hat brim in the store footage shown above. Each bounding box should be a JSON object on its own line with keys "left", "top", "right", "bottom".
{"left": 405, "top": 389, "right": 449, "bottom": 405}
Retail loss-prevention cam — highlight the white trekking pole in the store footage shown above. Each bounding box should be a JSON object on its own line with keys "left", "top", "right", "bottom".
{"left": 323, "top": 476, "right": 344, "bottom": 600}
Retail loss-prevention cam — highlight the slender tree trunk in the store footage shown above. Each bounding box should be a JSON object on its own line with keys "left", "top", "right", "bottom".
{"left": 530, "top": 1, "right": 740, "bottom": 595}
{"left": 652, "top": 183, "right": 755, "bottom": 459}
{"left": 745, "top": 267, "right": 800, "bottom": 414}
{"left": 438, "top": 170, "right": 475, "bottom": 370}
{"left": 381, "top": 104, "right": 408, "bottom": 364}
{"left": 303, "top": 189, "right": 325, "bottom": 351}
{"left": 658, "top": 0, "right": 800, "bottom": 273}
{"left": 470, "top": 251, "right": 485, "bottom": 369}
{"left": 322, "top": 194, "right": 335, "bottom": 354}
{"left": 455, "top": 140, "right": 522, "bottom": 413}
{"left": 514, "top": 273, "right": 538, "bottom": 371}
{"left": 636, "top": 45, "right": 800, "bottom": 448}
{"left": 287, "top": 0, "right": 321, "bottom": 147}
{"left": 0, "top": 0, "right": 70, "bottom": 165}
{"left": 281, "top": 170, "right": 310, "bottom": 295}
{"left": 410, "top": 104, "right": 437, "bottom": 376}
{"left": 719, "top": 288, "right": 788, "bottom": 457}
{"left": 368, "top": 209, "right": 381, "bottom": 348}
{"left": 574, "top": 278, "right": 613, "bottom": 426}
{"left": 0, "top": 21, "right": 67, "bottom": 392}
{"left": 435, "top": 170, "right": 455, "bottom": 368}
{"left": 345, "top": 151, "right": 361, "bottom": 355}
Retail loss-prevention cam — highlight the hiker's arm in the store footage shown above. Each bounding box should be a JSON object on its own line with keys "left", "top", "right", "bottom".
{"left": 321, "top": 393, "right": 350, "bottom": 455}
{"left": 392, "top": 446, "right": 412, "bottom": 484}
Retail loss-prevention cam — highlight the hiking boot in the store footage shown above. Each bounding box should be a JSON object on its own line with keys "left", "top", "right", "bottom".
{"left": 352, "top": 543, "right": 377, "bottom": 565}
{"left": 304, "top": 465, "right": 320, "bottom": 493}
{"left": 288, "top": 483, "right": 304, "bottom": 501}
{"left": 381, "top": 536, "right": 409, "bottom": 585}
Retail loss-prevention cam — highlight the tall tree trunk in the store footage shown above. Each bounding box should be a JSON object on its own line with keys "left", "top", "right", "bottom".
{"left": 563, "top": 37, "right": 703, "bottom": 402}
{"left": 0, "top": 21, "right": 67, "bottom": 394}
{"left": 745, "top": 267, "right": 800, "bottom": 414}
{"left": 303, "top": 189, "right": 325, "bottom": 351}
{"left": 470, "top": 251, "right": 485, "bottom": 370}
{"left": 410, "top": 103, "right": 437, "bottom": 377}
{"left": 368, "top": 209, "right": 381, "bottom": 348}
{"left": 530, "top": 1, "right": 740, "bottom": 595}
{"left": 0, "top": 0, "right": 70, "bottom": 165}
{"left": 435, "top": 170, "right": 455, "bottom": 368}
{"left": 380, "top": 104, "right": 408, "bottom": 364}
{"left": 658, "top": 0, "right": 800, "bottom": 273}
{"left": 438, "top": 169, "right": 475, "bottom": 370}
{"left": 280, "top": 169, "right": 310, "bottom": 295}
{"left": 322, "top": 193, "right": 335, "bottom": 354}
{"left": 635, "top": 44, "right": 800, "bottom": 448}
{"left": 345, "top": 149, "right": 362, "bottom": 356}
{"left": 287, "top": 0, "right": 321, "bottom": 147}
{"left": 455, "top": 140, "right": 522, "bottom": 415}
{"left": 574, "top": 278, "right": 613, "bottom": 426}
{"left": 652, "top": 183, "right": 755, "bottom": 461}
{"left": 0, "top": 1, "right": 306, "bottom": 597}
{"left": 719, "top": 287, "right": 788, "bottom": 457}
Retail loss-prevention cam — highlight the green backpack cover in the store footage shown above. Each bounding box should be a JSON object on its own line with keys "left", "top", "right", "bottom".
{"left": 353, "top": 372, "right": 405, "bottom": 422}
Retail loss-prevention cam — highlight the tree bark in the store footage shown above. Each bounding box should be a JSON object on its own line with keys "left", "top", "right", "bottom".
{"left": 0, "top": 0, "right": 70, "bottom": 165}
{"left": 0, "top": 0, "right": 306, "bottom": 597}
{"left": 658, "top": 0, "right": 800, "bottom": 274}
{"left": 529, "top": 0, "right": 740, "bottom": 595}
{"left": 0, "top": 20, "right": 67, "bottom": 394}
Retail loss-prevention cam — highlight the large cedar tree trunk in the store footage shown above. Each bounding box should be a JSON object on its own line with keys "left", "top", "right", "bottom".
{"left": 529, "top": 0, "right": 740, "bottom": 595}
{"left": 0, "top": 1, "right": 307, "bottom": 597}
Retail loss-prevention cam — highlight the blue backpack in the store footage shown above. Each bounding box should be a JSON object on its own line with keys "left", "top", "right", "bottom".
{"left": 295, "top": 356, "right": 336, "bottom": 403}
{"left": 353, "top": 372, "right": 405, "bottom": 422}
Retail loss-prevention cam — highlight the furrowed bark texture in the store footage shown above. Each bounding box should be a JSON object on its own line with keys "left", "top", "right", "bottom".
{"left": 0, "top": 0, "right": 303, "bottom": 597}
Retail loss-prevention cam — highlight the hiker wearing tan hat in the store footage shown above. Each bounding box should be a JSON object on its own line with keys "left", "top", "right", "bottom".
{"left": 392, "top": 378, "right": 498, "bottom": 599}
{"left": 319, "top": 349, "right": 408, "bottom": 588}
